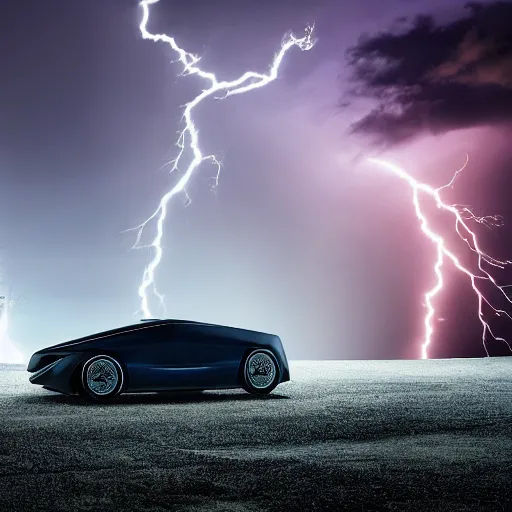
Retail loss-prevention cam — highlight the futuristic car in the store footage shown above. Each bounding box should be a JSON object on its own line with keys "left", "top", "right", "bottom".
{"left": 27, "top": 319, "right": 290, "bottom": 401}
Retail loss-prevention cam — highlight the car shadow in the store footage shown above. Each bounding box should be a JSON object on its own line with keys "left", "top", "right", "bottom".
{"left": 23, "top": 390, "right": 290, "bottom": 406}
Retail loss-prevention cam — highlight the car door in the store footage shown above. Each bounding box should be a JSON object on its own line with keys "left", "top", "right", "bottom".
{"left": 172, "top": 323, "right": 243, "bottom": 388}
{"left": 123, "top": 323, "right": 183, "bottom": 391}
{"left": 163, "top": 323, "right": 220, "bottom": 389}
{"left": 127, "top": 323, "right": 220, "bottom": 391}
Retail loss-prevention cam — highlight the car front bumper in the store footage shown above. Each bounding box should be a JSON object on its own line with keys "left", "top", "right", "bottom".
{"left": 28, "top": 353, "right": 83, "bottom": 395}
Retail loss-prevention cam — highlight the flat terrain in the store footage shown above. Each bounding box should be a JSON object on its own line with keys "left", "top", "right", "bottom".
{"left": 0, "top": 359, "right": 511, "bottom": 511}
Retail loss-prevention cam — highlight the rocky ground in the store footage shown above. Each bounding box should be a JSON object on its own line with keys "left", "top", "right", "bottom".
{"left": 0, "top": 359, "right": 511, "bottom": 511}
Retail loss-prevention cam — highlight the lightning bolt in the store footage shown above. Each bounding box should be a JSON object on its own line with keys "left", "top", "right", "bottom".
{"left": 369, "top": 156, "right": 512, "bottom": 359}
{"left": 129, "top": 0, "right": 314, "bottom": 319}
{"left": 0, "top": 293, "right": 24, "bottom": 364}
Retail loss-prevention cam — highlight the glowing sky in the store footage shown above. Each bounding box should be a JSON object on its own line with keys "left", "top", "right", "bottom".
{"left": 1, "top": 0, "right": 511, "bottom": 360}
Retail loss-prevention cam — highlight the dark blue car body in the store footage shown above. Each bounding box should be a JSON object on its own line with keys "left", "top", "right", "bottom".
{"left": 27, "top": 319, "right": 290, "bottom": 396}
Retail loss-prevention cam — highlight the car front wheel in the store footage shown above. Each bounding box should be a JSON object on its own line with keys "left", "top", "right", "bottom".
{"left": 242, "top": 349, "right": 280, "bottom": 395}
{"left": 79, "top": 355, "right": 124, "bottom": 401}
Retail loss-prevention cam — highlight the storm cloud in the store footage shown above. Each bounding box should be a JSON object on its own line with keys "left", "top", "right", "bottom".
{"left": 346, "top": 1, "right": 512, "bottom": 146}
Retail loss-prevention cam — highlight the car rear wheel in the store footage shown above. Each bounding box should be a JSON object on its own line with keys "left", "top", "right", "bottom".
{"left": 79, "top": 355, "right": 124, "bottom": 401}
{"left": 242, "top": 349, "right": 280, "bottom": 395}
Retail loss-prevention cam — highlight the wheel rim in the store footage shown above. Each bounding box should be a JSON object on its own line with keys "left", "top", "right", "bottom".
{"left": 246, "top": 352, "right": 276, "bottom": 389}
{"left": 86, "top": 359, "right": 119, "bottom": 396}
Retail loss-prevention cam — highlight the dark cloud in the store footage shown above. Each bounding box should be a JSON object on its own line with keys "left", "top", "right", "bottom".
{"left": 345, "top": 2, "right": 512, "bottom": 146}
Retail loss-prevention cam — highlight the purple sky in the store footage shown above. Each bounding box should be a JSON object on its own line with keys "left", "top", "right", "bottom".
{"left": 1, "top": 0, "right": 512, "bottom": 360}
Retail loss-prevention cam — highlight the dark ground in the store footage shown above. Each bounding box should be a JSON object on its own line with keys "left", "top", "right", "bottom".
{"left": 0, "top": 359, "right": 511, "bottom": 511}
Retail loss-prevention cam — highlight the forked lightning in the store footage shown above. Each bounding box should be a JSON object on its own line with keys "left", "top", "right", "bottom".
{"left": 369, "top": 157, "right": 512, "bottom": 358}
{"left": 130, "top": 0, "right": 314, "bottom": 318}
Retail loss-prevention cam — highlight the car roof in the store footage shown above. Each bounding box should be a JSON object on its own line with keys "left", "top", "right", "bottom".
{"left": 44, "top": 319, "right": 276, "bottom": 352}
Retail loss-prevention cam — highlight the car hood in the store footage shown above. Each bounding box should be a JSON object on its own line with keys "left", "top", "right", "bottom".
{"left": 27, "top": 321, "right": 164, "bottom": 372}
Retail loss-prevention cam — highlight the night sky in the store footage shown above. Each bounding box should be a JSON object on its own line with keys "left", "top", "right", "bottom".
{"left": 1, "top": 0, "right": 512, "bottom": 360}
